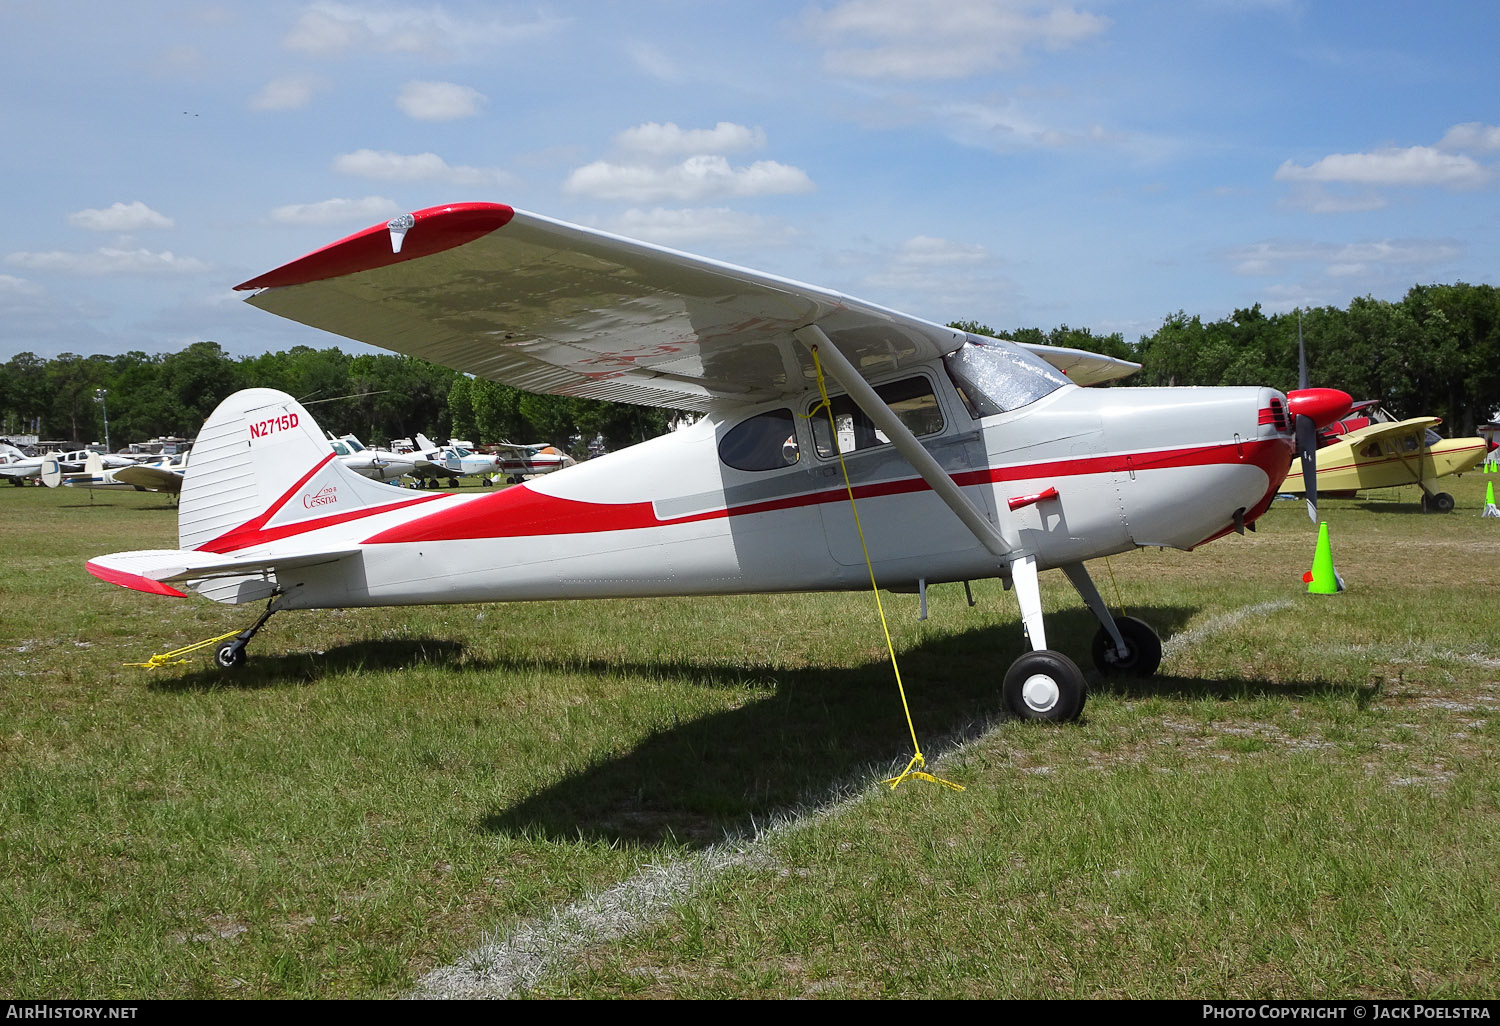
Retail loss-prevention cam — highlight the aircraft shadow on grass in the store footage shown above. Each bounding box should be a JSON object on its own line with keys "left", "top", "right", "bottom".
{"left": 147, "top": 638, "right": 468, "bottom": 692}
{"left": 148, "top": 604, "right": 1371, "bottom": 848}
{"left": 475, "top": 604, "right": 1371, "bottom": 849}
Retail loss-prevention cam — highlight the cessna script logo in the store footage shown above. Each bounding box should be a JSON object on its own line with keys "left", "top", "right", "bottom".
{"left": 302, "top": 485, "right": 338, "bottom": 509}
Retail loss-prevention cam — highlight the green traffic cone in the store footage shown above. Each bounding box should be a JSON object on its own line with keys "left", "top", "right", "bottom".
{"left": 1302, "top": 521, "right": 1342, "bottom": 595}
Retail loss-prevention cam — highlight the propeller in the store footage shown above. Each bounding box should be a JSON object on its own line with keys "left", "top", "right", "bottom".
{"left": 1283, "top": 313, "right": 1352, "bottom": 525}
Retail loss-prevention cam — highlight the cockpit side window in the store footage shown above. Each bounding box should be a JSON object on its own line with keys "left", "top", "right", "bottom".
{"left": 331, "top": 441, "right": 350, "bottom": 456}
{"left": 808, "top": 377, "right": 944, "bottom": 459}
{"left": 719, "top": 408, "right": 800, "bottom": 471}
{"left": 942, "top": 337, "right": 1069, "bottom": 419}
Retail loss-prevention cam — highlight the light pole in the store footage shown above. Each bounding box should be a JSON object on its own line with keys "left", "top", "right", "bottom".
{"left": 94, "top": 388, "right": 110, "bottom": 453}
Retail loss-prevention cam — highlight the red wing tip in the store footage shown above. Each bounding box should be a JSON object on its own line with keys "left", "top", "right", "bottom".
{"left": 235, "top": 202, "right": 515, "bottom": 291}
{"left": 87, "top": 561, "right": 188, "bottom": 598}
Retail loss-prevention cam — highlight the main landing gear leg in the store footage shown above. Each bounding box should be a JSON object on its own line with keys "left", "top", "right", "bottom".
{"left": 1002, "top": 554, "right": 1087, "bottom": 722}
{"left": 214, "top": 596, "right": 281, "bottom": 670}
{"left": 1062, "top": 561, "right": 1162, "bottom": 678}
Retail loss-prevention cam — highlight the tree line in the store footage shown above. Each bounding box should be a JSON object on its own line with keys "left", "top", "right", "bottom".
{"left": 3, "top": 282, "right": 1495, "bottom": 452}
{"left": 0, "top": 342, "right": 676, "bottom": 455}
{"left": 964, "top": 282, "right": 1498, "bottom": 435}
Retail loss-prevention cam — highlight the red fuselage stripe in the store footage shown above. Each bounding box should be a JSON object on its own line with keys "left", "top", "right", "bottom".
{"left": 362, "top": 438, "right": 1293, "bottom": 545}
{"left": 195, "top": 453, "right": 448, "bottom": 553}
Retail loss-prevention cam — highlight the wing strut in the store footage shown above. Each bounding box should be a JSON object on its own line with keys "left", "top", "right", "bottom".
{"left": 793, "top": 324, "right": 1019, "bottom": 559}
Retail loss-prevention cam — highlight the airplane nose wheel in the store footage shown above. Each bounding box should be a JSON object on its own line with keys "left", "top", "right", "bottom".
{"left": 1003, "top": 650, "right": 1087, "bottom": 722}
{"left": 1090, "top": 615, "right": 1162, "bottom": 677}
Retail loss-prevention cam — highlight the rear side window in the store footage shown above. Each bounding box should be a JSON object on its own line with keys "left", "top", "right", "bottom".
{"left": 719, "top": 409, "right": 800, "bottom": 471}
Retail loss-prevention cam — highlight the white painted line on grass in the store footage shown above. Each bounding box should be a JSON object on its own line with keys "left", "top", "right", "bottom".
{"left": 407, "top": 793, "right": 859, "bottom": 1000}
{"left": 1160, "top": 600, "right": 1292, "bottom": 662}
{"left": 411, "top": 598, "right": 1293, "bottom": 999}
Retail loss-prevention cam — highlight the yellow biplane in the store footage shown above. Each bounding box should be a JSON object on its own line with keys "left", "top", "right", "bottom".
{"left": 1287, "top": 412, "right": 1491, "bottom": 512}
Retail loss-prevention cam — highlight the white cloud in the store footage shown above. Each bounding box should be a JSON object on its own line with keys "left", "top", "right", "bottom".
{"left": 616, "top": 122, "right": 766, "bottom": 157}
{"left": 66, "top": 201, "right": 173, "bottom": 232}
{"left": 891, "top": 235, "right": 990, "bottom": 267}
{"left": 5, "top": 248, "right": 208, "bottom": 276}
{"left": 396, "top": 81, "right": 486, "bottom": 121}
{"left": 563, "top": 155, "right": 814, "bottom": 203}
{"left": 1276, "top": 185, "right": 1388, "bottom": 215}
{"left": 1437, "top": 122, "right": 1500, "bottom": 152}
{"left": 0, "top": 274, "right": 42, "bottom": 296}
{"left": 860, "top": 234, "right": 1009, "bottom": 312}
{"left": 1227, "top": 239, "right": 1461, "bottom": 278}
{"left": 601, "top": 208, "right": 801, "bottom": 248}
{"left": 333, "top": 149, "right": 514, "bottom": 187}
{"left": 1275, "top": 146, "right": 1488, "bottom": 189}
{"left": 249, "top": 75, "right": 321, "bottom": 111}
{"left": 626, "top": 41, "right": 681, "bottom": 82}
{"left": 806, "top": 0, "right": 1109, "bottom": 80}
{"left": 283, "top": 2, "right": 566, "bottom": 58}
{"left": 269, "top": 196, "right": 399, "bottom": 226}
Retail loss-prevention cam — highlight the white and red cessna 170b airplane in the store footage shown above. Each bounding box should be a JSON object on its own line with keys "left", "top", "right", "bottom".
{"left": 87, "top": 203, "right": 1347, "bottom": 721}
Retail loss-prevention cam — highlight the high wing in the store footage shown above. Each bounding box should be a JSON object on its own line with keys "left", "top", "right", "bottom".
{"left": 113, "top": 462, "right": 186, "bottom": 493}
{"left": 237, "top": 203, "right": 1135, "bottom": 410}
{"left": 1336, "top": 416, "right": 1442, "bottom": 446}
{"left": 1013, "top": 341, "right": 1138, "bottom": 387}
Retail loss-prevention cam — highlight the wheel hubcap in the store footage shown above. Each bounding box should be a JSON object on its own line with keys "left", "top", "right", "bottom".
{"left": 1021, "top": 673, "right": 1060, "bottom": 713}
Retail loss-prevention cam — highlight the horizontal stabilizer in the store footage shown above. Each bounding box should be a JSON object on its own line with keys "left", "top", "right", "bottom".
{"left": 87, "top": 547, "right": 359, "bottom": 598}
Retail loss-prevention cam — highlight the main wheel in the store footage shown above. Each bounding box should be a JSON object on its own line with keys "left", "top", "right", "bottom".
{"left": 1003, "top": 650, "right": 1087, "bottom": 722}
{"left": 1091, "top": 616, "right": 1163, "bottom": 677}
{"left": 214, "top": 640, "right": 246, "bottom": 670}
{"left": 1431, "top": 492, "right": 1455, "bottom": 513}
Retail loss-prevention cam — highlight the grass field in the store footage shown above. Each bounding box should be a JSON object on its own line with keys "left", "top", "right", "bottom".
{"left": 2, "top": 474, "right": 1498, "bottom": 998}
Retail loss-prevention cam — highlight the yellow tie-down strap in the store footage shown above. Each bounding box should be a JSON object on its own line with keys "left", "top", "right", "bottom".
{"left": 125, "top": 629, "right": 242, "bottom": 670}
{"left": 807, "top": 346, "right": 964, "bottom": 793}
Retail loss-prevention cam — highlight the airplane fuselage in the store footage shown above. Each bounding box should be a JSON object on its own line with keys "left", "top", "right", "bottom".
{"left": 156, "top": 376, "right": 1292, "bottom": 612}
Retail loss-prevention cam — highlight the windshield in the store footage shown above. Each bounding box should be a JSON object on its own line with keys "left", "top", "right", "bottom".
{"left": 942, "top": 337, "right": 1069, "bottom": 419}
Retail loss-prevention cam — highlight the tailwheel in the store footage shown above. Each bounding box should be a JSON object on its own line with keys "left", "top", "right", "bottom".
{"left": 1091, "top": 615, "right": 1163, "bottom": 677}
{"left": 214, "top": 640, "right": 247, "bottom": 670}
{"left": 1003, "top": 650, "right": 1087, "bottom": 722}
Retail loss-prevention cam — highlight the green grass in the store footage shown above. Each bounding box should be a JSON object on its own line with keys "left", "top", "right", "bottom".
{"left": 2, "top": 474, "right": 1498, "bottom": 998}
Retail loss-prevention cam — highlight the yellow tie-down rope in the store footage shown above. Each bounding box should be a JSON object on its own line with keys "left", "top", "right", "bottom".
{"left": 125, "top": 629, "right": 242, "bottom": 670}
{"left": 807, "top": 346, "right": 963, "bottom": 793}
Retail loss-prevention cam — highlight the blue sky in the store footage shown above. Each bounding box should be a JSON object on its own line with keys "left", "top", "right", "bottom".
{"left": 2, "top": 0, "right": 1496, "bottom": 361}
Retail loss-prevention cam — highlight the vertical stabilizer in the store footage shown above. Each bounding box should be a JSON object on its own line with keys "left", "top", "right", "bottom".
{"left": 179, "top": 389, "right": 416, "bottom": 552}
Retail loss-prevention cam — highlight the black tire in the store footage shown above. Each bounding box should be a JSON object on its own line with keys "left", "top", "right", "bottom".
{"left": 214, "top": 640, "right": 246, "bottom": 670}
{"left": 1431, "top": 492, "right": 1455, "bottom": 513}
{"left": 1003, "top": 650, "right": 1087, "bottom": 722}
{"left": 1091, "top": 615, "right": 1163, "bottom": 677}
